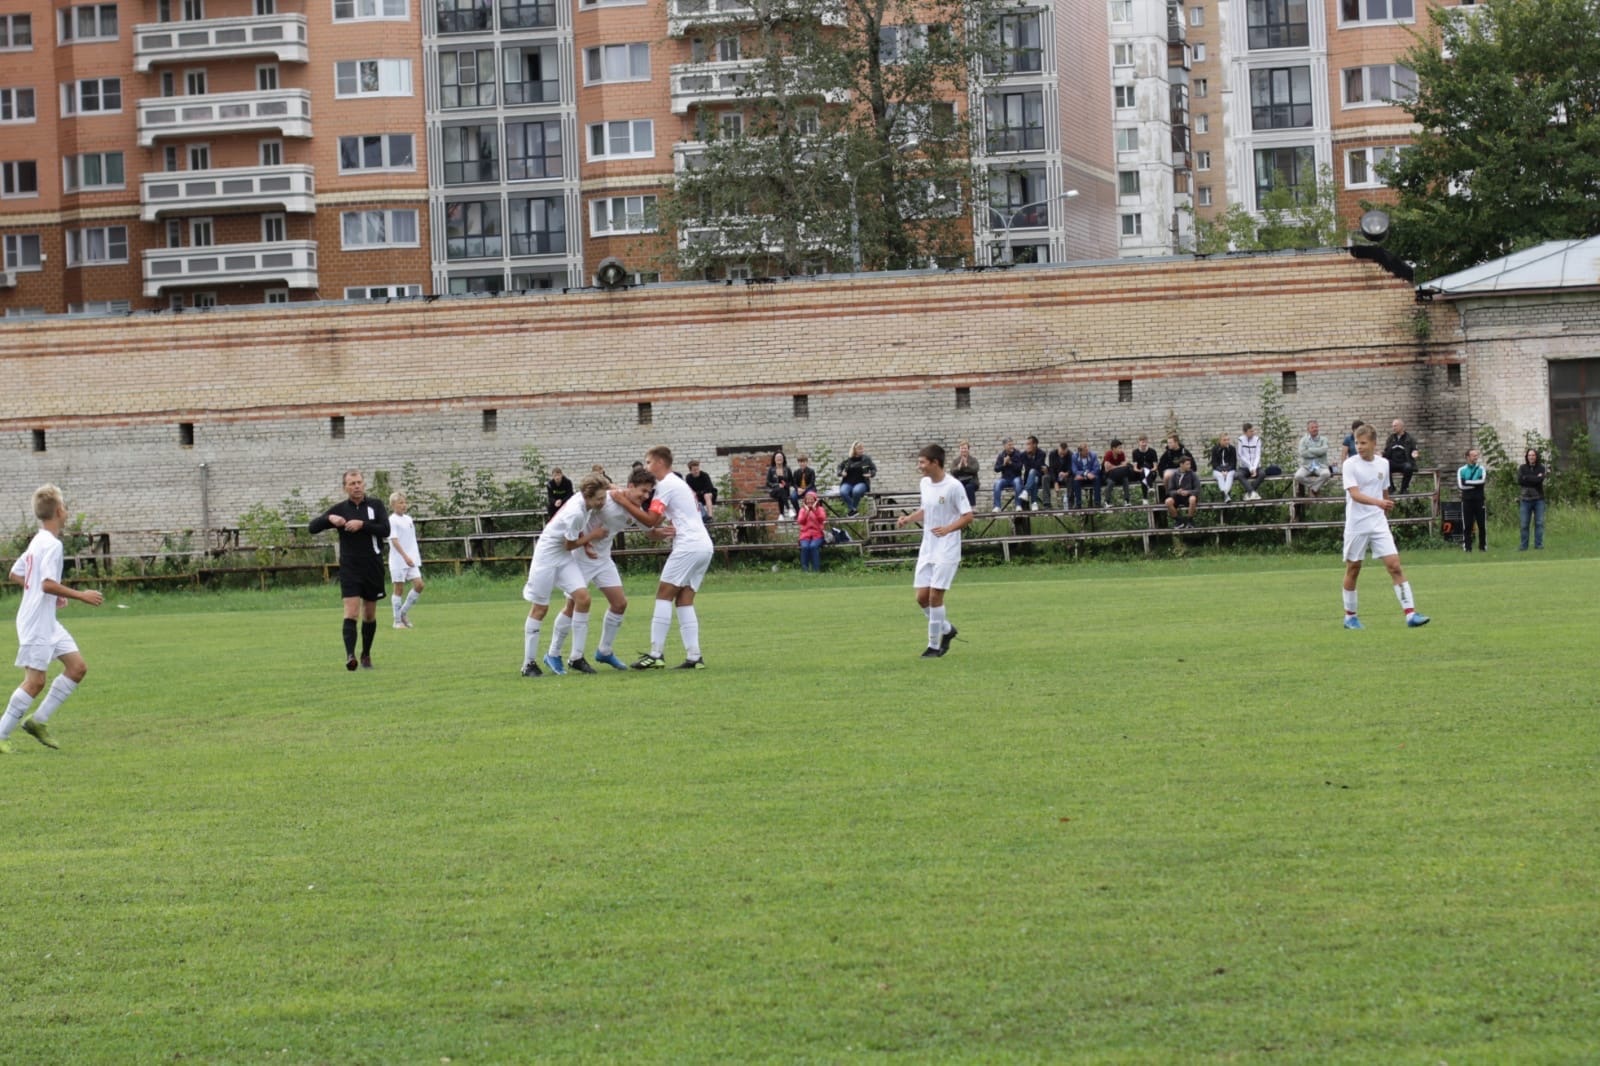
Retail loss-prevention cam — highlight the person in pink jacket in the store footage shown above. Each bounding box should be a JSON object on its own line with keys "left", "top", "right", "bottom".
{"left": 796, "top": 489, "right": 828, "bottom": 572}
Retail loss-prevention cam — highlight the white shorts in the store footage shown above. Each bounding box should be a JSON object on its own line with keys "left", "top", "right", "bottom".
{"left": 522, "top": 552, "right": 587, "bottom": 606}
{"left": 578, "top": 551, "right": 622, "bottom": 590}
{"left": 660, "top": 545, "right": 714, "bottom": 591}
{"left": 914, "top": 556, "right": 960, "bottom": 591}
{"left": 16, "top": 624, "right": 78, "bottom": 671}
{"left": 389, "top": 560, "right": 421, "bottom": 583}
{"left": 1343, "top": 527, "right": 1397, "bottom": 563}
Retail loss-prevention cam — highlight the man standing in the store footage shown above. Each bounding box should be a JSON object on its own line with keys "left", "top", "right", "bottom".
{"left": 1341, "top": 423, "right": 1428, "bottom": 629}
{"left": 1294, "top": 420, "right": 1333, "bottom": 496}
{"left": 310, "top": 469, "right": 391, "bottom": 670}
{"left": 1457, "top": 447, "right": 1488, "bottom": 553}
{"left": 1385, "top": 419, "right": 1420, "bottom": 494}
{"left": 896, "top": 444, "right": 974, "bottom": 658}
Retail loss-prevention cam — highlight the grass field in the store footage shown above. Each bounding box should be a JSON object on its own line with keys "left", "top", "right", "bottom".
{"left": 3, "top": 521, "right": 1598, "bottom": 1063}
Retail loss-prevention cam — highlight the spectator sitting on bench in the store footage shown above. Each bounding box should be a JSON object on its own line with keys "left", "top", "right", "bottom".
{"left": 1294, "top": 420, "right": 1334, "bottom": 496}
{"left": 1102, "top": 439, "right": 1135, "bottom": 505}
{"left": 950, "top": 439, "right": 980, "bottom": 507}
{"left": 766, "top": 451, "right": 797, "bottom": 520}
{"left": 1069, "top": 443, "right": 1102, "bottom": 509}
{"left": 1339, "top": 419, "right": 1362, "bottom": 475}
{"left": 1131, "top": 435, "right": 1159, "bottom": 501}
{"left": 792, "top": 454, "right": 818, "bottom": 503}
{"left": 1157, "top": 435, "right": 1196, "bottom": 492}
{"left": 1019, "top": 435, "right": 1048, "bottom": 509}
{"left": 837, "top": 441, "right": 877, "bottom": 515}
{"left": 1237, "top": 423, "right": 1266, "bottom": 500}
{"left": 1166, "top": 456, "right": 1201, "bottom": 528}
{"left": 684, "top": 460, "right": 718, "bottom": 521}
{"left": 797, "top": 489, "right": 827, "bottom": 572}
{"left": 1385, "top": 418, "right": 1420, "bottom": 494}
{"left": 1047, "top": 441, "right": 1073, "bottom": 508}
{"left": 1210, "top": 431, "right": 1238, "bottom": 501}
{"left": 992, "top": 437, "right": 1024, "bottom": 512}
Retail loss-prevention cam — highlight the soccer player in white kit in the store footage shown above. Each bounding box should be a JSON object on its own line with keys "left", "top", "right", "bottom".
{"left": 544, "top": 467, "right": 657, "bottom": 673}
{"left": 387, "top": 491, "right": 424, "bottom": 629}
{"left": 520, "top": 475, "right": 611, "bottom": 676}
{"left": 607, "top": 445, "right": 715, "bottom": 669}
{"left": 2, "top": 485, "right": 104, "bottom": 754}
{"left": 896, "top": 444, "right": 975, "bottom": 657}
{"left": 1341, "top": 423, "right": 1429, "bottom": 630}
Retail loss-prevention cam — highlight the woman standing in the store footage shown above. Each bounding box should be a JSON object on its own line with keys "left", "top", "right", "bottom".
{"left": 1517, "top": 448, "right": 1547, "bottom": 550}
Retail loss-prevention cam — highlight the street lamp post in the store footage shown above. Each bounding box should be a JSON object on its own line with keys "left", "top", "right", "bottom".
{"left": 991, "top": 188, "right": 1078, "bottom": 265}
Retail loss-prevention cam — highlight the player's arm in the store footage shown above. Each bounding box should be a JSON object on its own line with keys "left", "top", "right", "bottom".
{"left": 308, "top": 507, "right": 343, "bottom": 533}
{"left": 1346, "top": 483, "right": 1392, "bottom": 511}
{"left": 609, "top": 488, "right": 665, "bottom": 528}
{"left": 42, "top": 578, "right": 104, "bottom": 606}
{"left": 896, "top": 507, "right": 925, "bottom": 529}
{"left": 933, "top": 510, "right": 974, "bottom": 537}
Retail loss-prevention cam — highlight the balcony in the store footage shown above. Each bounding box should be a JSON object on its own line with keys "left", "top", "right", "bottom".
{"left": 142, "top": 240, "right": 317, "bottom": 296}
{"left": 668, "top": 59, "right": 846, "bottom": 114}
{"left": 140, "top": 165, "right": 315, "bottom": 222}
{"left": 1168, "top": 40, "right": 1190, "bottom": 71}
{"left": 1167, "top": 6, "right": 1186, "bottom": 43}
{"left": 666, "top": 0, "right": 843, "bottom": 36}
{"left": 133, "top": 14, "right": 308, "bottom": 72}
{"left": 138, "top": 89, "right": 312, "bottom": 146}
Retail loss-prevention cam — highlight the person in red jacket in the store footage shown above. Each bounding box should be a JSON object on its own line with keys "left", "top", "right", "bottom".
{"left": 796, "top": 489, "right": 828, "bottom": 572}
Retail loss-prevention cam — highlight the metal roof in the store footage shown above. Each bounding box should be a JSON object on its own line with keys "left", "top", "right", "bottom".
{"left": 1419, "top": 235, "right": 1600, "bottom": 298}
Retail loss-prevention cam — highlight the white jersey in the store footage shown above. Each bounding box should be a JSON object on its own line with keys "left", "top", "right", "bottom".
{"left": 533, "top": 493, "right": 593, "bottom": 562}
{"left": 917, "top": 474, "right": 972, "bottom": 566}
{"left": 1237, "top": 434, "right": 1263, "bottom": 471}
{"left": 1343, "top": 453, "right": 1391, "bottom": 535}
{"left": 654, "top": 472, "right": 713, "bottom": 551}
{"left": 387, "top": 513, "right": 419, "bottom": 567}
{"left": 585, "top": 496, "right": 639, "bottom": 560}
{"left": 11, "top": 529, "right": 64, "bottom": 647}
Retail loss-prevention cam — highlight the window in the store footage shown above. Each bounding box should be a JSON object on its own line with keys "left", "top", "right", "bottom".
{"left": 447, "top": 274, "right": 505, "bottom": 295}
{"left": 1346, "top": 145, "right": 1403, "bottom": 187}
{"left": 3, "top": 234, "right": 42, "bottom": 271}
{"left": 590, "top": 195, "right": 656, "bottom": 235}
{"left": 506, "top": 120, "right": 562, "bottom": 181}
{"left": 160, "top": 71, "right": 175, "bottom": 97}
{"left": 1194, "top": 113, "right": 1209, "bottom": 134}
{"left": 1118, "top": 379, "right": 1133, "bottom": 402}
{"left": 1196, "top": 149, "right": 1211, "bottom": 170}
{"left": 482, "top": 409, "right": 497, "bottom": 433}
{"left": 183, "top": 0, "right": 203, "bottom": 19}
{"left": 3, "top": 308, "right": 47, "bottom": 318}
{"left": 165, "top": 220, "right": 182, "bottom": 247}
{"left": 190, "top": 218, "right": 213, "bottom": 246}
{"left": 955, "top": 386, "right": 971, "bottom": 409}
{"left": 636, "top": 402, "right": 652, "bottom": 426}
{"left": 440, "top": 49, "right": 496, "bottom": 108}
{"left": 1447, "top": 363, "right": 1462, "bottom": 387}
{"left": 259, "top": 140, "right": 282, "bottom": 166}
{"left": 0, "top": 14, "right": 32, "bottom": 49}
{"left": 1, "top": 88, "right": 35, "bottom": 122}
{"left": 1340, "top": 0, "right": 1413, "bottom": 23}
{"left": 985, "top": 90, "right": 1045, "bottom": 152}
{"left": 583, "top": 44, "right": 649, "bottom": 84}
{"left": 264, "top": 288, "right": 289, "bottom": 304}
{"left": 61, "top": 78, "right": 122, "bottom": 114}
{"left": 588, "top": 120, "right": 653, "bottom": 161}
{"left": 179, "top": 422, "right": 195, "bottom": 446}
{"left": 503, "top": 45, "right": 558, "bottom": 104}
{"left": 437, "top": 0, "right": 491, "bottom": 33}
{"left": 262, "top": 214, "right": 286, "bottom": 242}
{"left": 1115, "top": 127, "right": 1138, "bottom": 153}
{"left": 1281, "top": 370, "right": 1297, "bottom": 393}
{"left": 63, "top": 151, "right": 124, "bottom": 191}
{"left": 163, "top": 146, "right": 179, "bottom": 171}
{"left": 187, "top": 144, "right": 210, "bottom": 170}
{"left": 255, "top": 0, "right": 274, "bottom": 12}
{"left": 66, "top": 225, "right": 129, "bottom": 266}
{"left": 1247, "top": 0, "right": 1309, "bottom": 48}
{"left": 989, "top": 167, "right": 1048, "bottom": 227}
{"left": 1192, "top": 42, "right": 1207, "bottom": 61}
{"left": 1250, "top": 66, "right": 1313, "bottom": 129}
{"left": 1114, "top": 84, "right": 1135, "bottom": 109}
{"left": 58, "top": 4, "right": 117, "bottom": 43}
{"left": 793, "top": 394, "right": 809, "bottom": 419}
{"left": 341, "top": 209, "right": 419, "bottom": 249}
{"left": 345, "top": 284, "right": 422, "bottom": 299}
{"left": 499, "top": 0, "right": 556, "bottom": 29}
{"left": 508, "top": 195, "right": 565, "bottom": 255}
{"left": 878, "top": 24, "right": 927, "bottom": 64}
{"left": 333, "top": 0, "right": 407, "bottom": 20}
{"left": 795, "top": 108, "right": 819, "bottom": 137}
{"left": 445, "top": 200, "right": 502, "bottom": 259}
{"left": 717, "top": 35, "right": 741, "bottom": 62}
{"left": 1112, "top": 43, "right": 1134, "bottom": 67}
{"left": 1110, "top": 0, "right": 1133, "bottom": 23}
{"left": 1190, "top": 6, "right": 1205, "bottom": 25}
{"left": 719, "top": 112, "right": 743, "bottom": 139}
{"left": 67, "top": 300, "right": 133, "bottom": 315}
{"left": 1198, "top": 185, "right": 1213, "bottom": 205}
{"left": 1343, "top": 64, "right": 1417, "bottom": 106}
{"left": 1194, "top": 78, "right": 1208, "bottom": 98}
{"left": 1120, "top": 213, "right": 1143, "bottom": 236}
{"left": 193, "top": 292, "right": 217, "bottom": 309}
{"left": 338, "top": 134, "right": 414, "bottom": 173}
{"left": 1118, "top": 170, "right": 1140, "bottom": 198}
{"left": 441, "top": 125, "right": 497, "bottom": 184}
{"left": 1, "top": 160, "right": 38, "bottom": 197}
{"left": 986, "top": 12, "right": 1042, "bottom": 74}
{"left": 334, "top": 59, "right": 412, "bottom": 98}
{"left": 256, "top": 65, "right": 278, "bottom": 91}
{"left": 185, "top": 70, "right": 207, "bottom": 96}
{"left": 32, "top": 430, "right": 46, "bottom": 453}
{"left": 330, "top": 416, "right": 345, "bottom": 439}
{"left": 1254, "top": 145, "right": 1316, "bottom": 206}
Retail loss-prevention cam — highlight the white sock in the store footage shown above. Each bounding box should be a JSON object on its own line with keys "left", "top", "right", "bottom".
{"left": 929, "top": 605, "right": 947, "bottom": 647}
{"left": 391, "top": 594, "right": 402, "bottom": 622}
{"left": 1395, "top": 581, "right": 1415, "bottom": 612}
{"left": 0, "top": 687, "right": 33, "bottom": 740}
{"left": 570, "top": 611, "right": 590, "bottom": 661}
{"left": 31, "top": 675, "right": 77, "bottom": 724}
{"left": 1343, "top": 589, "right": 1358, "bottom": 615}
{"left": 676, "top": 605, "right": 700, "bottom": 660}
{"left": 401, "top": 589, "right": 420, "bottom": 618}
{"left": 547, "top": 613, "right": 572, "bottom": 658}
{"left": 650, "top": 599, "right": 672, "bottom": 657}
{"left": 598, "top": 610, "right": 624, "bottom": 655}
{"left": 523, "top": 618, "right": 542, "bottom": 665}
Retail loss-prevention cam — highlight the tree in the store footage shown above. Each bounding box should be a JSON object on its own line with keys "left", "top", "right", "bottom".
{"left": 1384, "top": 0, "right": 1600, "bottom": 281}
{"left": 653, "top": 0, "right": 1001, "bottom": 278}
{"left": 1191, "top": 166, "right": 1343, "bottom": 254}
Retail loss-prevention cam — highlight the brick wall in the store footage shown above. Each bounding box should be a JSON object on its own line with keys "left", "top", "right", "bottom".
{"left": 0, "top": 249, "right": 1478, "bottom": 535}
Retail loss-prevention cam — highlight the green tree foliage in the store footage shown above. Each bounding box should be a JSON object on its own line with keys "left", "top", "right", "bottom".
{"left": 1257, "top": 377, "right": 1294, "bottom": 471}
{"left": 1192, "top": 166, "right": 1343, "bottom": 254}
{"left": 1386, "top": 0, "right": 1600, "bottom": 281}
{"left": 654, "top": 0, "right": 1001, "bottom": 277}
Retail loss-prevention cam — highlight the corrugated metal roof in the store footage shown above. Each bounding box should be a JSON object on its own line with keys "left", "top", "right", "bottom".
{"left": 1418, "top": 235, "right": 1600, "bottom": 297}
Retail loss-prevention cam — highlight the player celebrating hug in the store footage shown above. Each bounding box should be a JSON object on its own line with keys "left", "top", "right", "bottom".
{"left": 521, "top": 475, "right": 611, "bottom": 677}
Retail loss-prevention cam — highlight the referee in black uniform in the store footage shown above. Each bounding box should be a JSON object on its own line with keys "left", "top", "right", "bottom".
{"left": 309, "top": 469, "right": 391, "bottom": 670}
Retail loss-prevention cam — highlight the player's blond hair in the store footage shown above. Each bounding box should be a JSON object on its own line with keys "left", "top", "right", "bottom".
{"left": 646, "top": 445, "right": 673, "bottom": 466}
{"left": 388, "top": 491, "right": 407, "bottom": 509}
{"left": 1354, "top": 423, "right": 1378, "bottom": 443}
{"left": 33, "top": 484, "right": 64, "bottom": 522}
{"left": 578, "top": 473, "right": 610, "bottom": 502}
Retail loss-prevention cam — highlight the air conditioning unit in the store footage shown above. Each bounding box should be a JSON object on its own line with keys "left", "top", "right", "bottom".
{"left": 0, "top": 271, "right": 16, "bottom": 289}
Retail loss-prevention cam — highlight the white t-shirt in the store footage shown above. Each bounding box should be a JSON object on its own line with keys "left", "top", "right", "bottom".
{"left": 534, "top": 494, "right": 593, "bottom": 561}
{"left": 918, "top": 474, "right": 973, "bottom": 565}
{"left": 586, "top": 496, "right": 640, "bottom": 560}
{"left": 1343, "top": 453, "right": 1391, "bottom": 535}
{"left": 11, "top": 529, "right": 64, "bottom": 646}
{"left": 654, "top": 472, "right": 713, "bottom": 551}
{"left": 388, "top": 513, "right": 419, "bottom": 567}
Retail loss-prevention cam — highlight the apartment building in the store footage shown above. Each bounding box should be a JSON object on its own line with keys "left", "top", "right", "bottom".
{"left": 0, "top": 0, "right": 434, "bottom": 316}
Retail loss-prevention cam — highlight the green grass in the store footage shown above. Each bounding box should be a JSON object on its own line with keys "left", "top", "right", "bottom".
{"left": 2, "top": 521, "right": 1598, "bottom": 1063}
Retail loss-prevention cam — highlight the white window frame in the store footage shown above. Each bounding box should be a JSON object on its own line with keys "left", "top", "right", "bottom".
{"left": 1117, "top": 170, "right": 1140, "bottom": 199}
{"left": 256, "top": 64, "right": 278, "bottom": 91}
{"left": 1337, "top": 0, "right": 1414, "bottom": 27}
{"left": 1190, "top": 6, "right": 1205, "bottom": 26}
{"left": 344, "top": 284, "right": 423, "bottom": 299}
{"left": 259, "top": 139, "right": 283, "bottom": 166}
{"left": 188, "top": 143, "right": 210, "bottom": 170}
{"left": 589, "top": 195, "right": 657, "bottom": 236}
{"left": 190, "top": 217, "right": 215, "bottom": 247}
{"left": 582, "top": 43, "right": 649, "bottom": 85}
{"left": 341, "top": 209, "right": 420, "bottom": 249}
{"left": 65, "top": 225, "right": 130, "bottom": 267}
{"left": 1110, "top": 0, "right": 1132, "bottom": 24}
{"left": 261, "top": 213, "right": 287, "bottom": 242}
{"left": 185, "top": 68, "right": 207, "bottom": 96}
{"left": 587, "top": 119, "right": 654, "bottom": 161}
{"left": 61, "top": 77, "right": 122, "bottom": 115}
{"left": 333, "top": 0, "right": 408, "bottom": 21}
{"left": 1342, "top": 64, "right": 1417, "bottom": 108}
{"left": 1113, "top": 84, "right": 1135, "bottom": 110}
{"left": 1114, "top": 127, "right": 1138, "bottom": 154}
{"left": 63, "top": 150, "right": 125, "bottom": 191}
{"left": 1196, "top": 149, "right": 1212, "bottom": 170}
{"left": 0, "top": 87, "right": 36, "bottom": 123}
{"left": 3, "top": 233, "right": 43, "bottom": 271}
{"left": 1345, "top": 145, "right": 1403, "bottom": 189}
{"left": 58, "top": 4, "right": 118, "bottom": 44}
{"left": 68, "top": 300, "right": 132, "bottom": 315}
{"left": 1195, "top": 113, "right": 1209, "bottom": 134}
{"left": 337, "top": 133, "right": 416, "bottom": 173}
{"left": 193, "top": 292, "right": 218, "bottom": 309}
{"left": 1192, "top": 42, "right": 1207, "bottom": 62}
{"left": 1195, "top": 78, "right": 1208, "bottom": 98}
{"left": 579, "top": 0, "right": 646, "bottom": 7}
{"left": 264, "top": 288, "right": 290, "bottom": 304}
{"left": 334, "top": 59, "right": 413, "bottom": 98}
{"left": 0, "top": 14, "right": 33, "bottom": 51}
{"left": 1, "top": 160, "right": 38, "bottom": 198}
{"left": 1119, "top": 212, "right": 1143, "bottom": 237}
{"left": 1198, "top": 185, "right": 1213, "bottom": 206}
{"left": 1112, "top": 43, "right": 1134, "bottom": 68}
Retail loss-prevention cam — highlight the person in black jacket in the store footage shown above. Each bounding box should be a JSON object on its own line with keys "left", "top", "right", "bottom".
{"left": 1131, "top": 435, "right": 1159, "bottom": 500}
{"left": 765, "top": 451, "right": 797, "bottom": 519}
{"left": 1384, "top": 419, "right": 1420, "bottom": 494}
{"left": 1517, "top": 447, "right": 1548, "bottom": 550}
{"left": 546, "top": 468, "right": 574, "bottom": 519}
{"left": 684, "top": 459, "right": 718, "bottom": 520}
{"left": 309, "top": 469, "right": 392, "bottom": 671}
{"left": 1165, "top": 456, "right": 1201, "bottom": 528}
{"left": 1156, "top": 435, "right": 1196, "bottom": 493}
